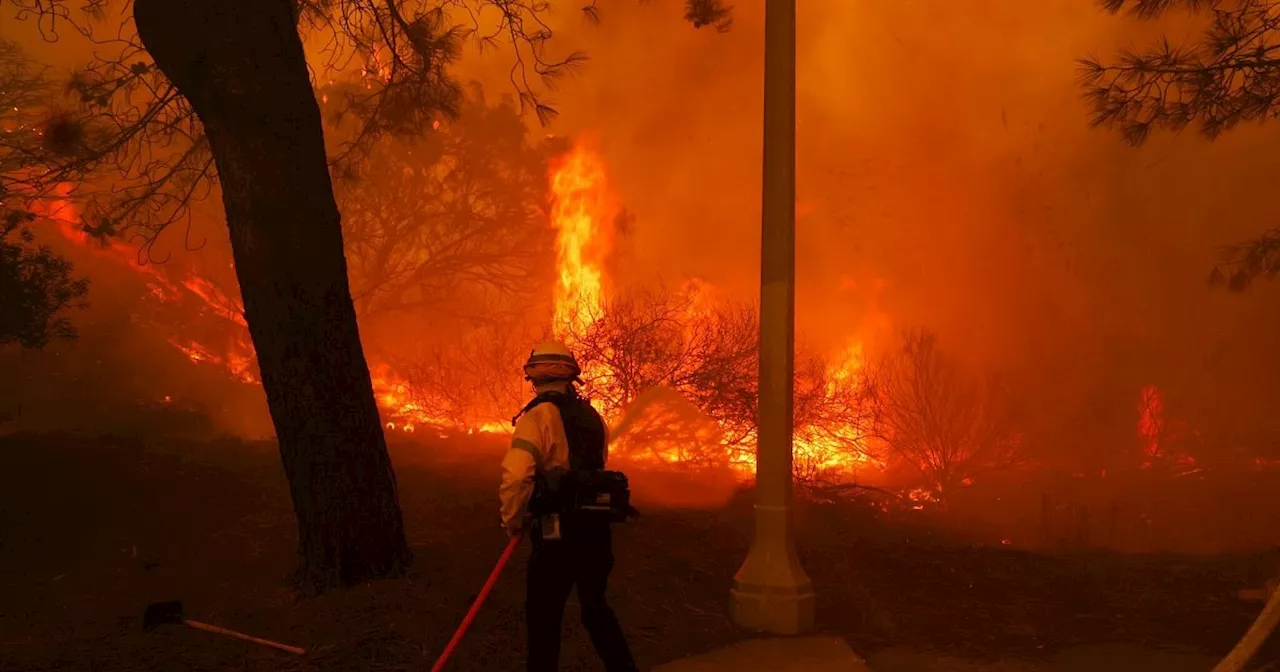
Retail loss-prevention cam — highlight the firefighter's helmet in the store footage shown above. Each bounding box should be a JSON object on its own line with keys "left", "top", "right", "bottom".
{"left": 523, "top": 340, "right": 582, "bottom": 383}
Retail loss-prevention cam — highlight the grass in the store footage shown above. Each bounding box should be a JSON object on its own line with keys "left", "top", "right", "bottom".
{"left": 0, "top": 431, "right": 1276, "bottom": 671}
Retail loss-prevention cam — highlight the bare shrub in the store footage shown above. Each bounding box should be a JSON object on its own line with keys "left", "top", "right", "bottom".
{"left": 869, "top": 329, "right": 1019, "bottom": 497}
{"left": 563, "top": 283, "right": 878, "bottom": 477}
{"left": 392, "top": 321, "right": 537, "bottom": 428}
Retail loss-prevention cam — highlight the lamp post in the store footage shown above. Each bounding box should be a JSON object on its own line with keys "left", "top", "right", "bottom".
{"left": 729, "top": 0, "right": 814, "bottom": 635}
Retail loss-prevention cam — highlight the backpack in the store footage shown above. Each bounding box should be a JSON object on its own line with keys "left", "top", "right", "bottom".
{"left": 515, "top": 390, "right": 633, "bottom": 526}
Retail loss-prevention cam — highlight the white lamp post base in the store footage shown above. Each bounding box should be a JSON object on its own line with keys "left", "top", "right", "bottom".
{"left": 730, "top": 579, "right": 815, "bottom": 635}
{"left": 729, "top": 504, "right": 815, "bottom": 634}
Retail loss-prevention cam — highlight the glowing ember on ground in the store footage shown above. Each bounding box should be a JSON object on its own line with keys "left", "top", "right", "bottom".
{"left": 907, "top": 487, "right": 936, "bottom": 510}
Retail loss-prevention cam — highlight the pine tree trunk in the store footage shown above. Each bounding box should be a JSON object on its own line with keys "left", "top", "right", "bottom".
{"left": 134, "top": 0, "right": 412, "bottom": 593}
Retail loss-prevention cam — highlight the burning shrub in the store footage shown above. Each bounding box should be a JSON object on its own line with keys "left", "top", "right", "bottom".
{"left": 561, "top": 283, "right": 755, "bottom": 449}
{"left": 609, "top": 385, "right": 730, "bottom": 469}
{"left": 560, "top": 282, "right": 879, "bottom": 479}
{"left": 565, "top": 284, "right": 755, "bottom": 412}
{"left": 868, "top": 329, "right": 1020, "bottom": 497}
{"left": 793, "top": 348, "right": 882, "bottom": 486}
{"left": 389, "top": 321, "right": 536, "bottom": 429}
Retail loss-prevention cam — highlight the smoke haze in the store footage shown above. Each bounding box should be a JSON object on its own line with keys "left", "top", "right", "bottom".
{"left": 6, "top": 2, "right": 1280, "bottom": 531}
{"left": 448, "top": 1, "right": 1280, "bottom": 447}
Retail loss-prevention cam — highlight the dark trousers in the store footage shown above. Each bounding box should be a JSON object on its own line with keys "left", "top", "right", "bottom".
{"left": 526, "top": 528, "right": 637, "bottom": 672}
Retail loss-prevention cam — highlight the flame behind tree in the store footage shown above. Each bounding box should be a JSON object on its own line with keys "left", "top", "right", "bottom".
{"left": 1, "top": 210, "right": 90, "bottom": 350}
{"left": 0, "top": 43, "right": 89, "bottom": 350}
{"left": 130, "top": 0, "right": 413, "bottom": 594}
{"left": 335, "top": 87, "right": 565, "bottom": 328}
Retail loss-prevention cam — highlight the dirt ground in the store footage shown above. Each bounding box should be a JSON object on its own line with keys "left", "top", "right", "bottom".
{"left": 1, "top": 432, "right": 1277, "bottom": 672}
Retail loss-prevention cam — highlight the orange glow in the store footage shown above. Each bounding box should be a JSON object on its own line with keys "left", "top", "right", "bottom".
{"left": 546, "top": 145, "right": 876, "bottom": 480}
{"left": 35, "top": 184, "right": 503, "bottom": 437}
{"left": 550, "top": 144, "right": 612, "bottom": 341}
{"left": 37, "top": 150, "right": 881, "bottom": 479}
{"left": 1138, "top": 384, "right": 1164, "bottom": 460}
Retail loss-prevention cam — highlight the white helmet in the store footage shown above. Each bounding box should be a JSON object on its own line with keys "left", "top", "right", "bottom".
{"left": 523, "top": 340, "right": 582, "bottom": 383}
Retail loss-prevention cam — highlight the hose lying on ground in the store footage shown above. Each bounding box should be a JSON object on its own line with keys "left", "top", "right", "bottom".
{"left": 1213, "top": 578, "right": 1280, "bottom": 672}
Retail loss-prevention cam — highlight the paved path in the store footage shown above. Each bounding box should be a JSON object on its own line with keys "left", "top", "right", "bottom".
{"left": 867, "top": 644, "right": 1218, "bottom": 672}
{"left": 653, "top": 640, "right": 1220, "bottom": 672}
{"left": 652, "top": 636, "right": 871, "bottom": 672}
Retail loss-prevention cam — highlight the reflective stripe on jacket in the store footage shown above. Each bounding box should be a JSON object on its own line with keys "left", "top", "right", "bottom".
{"left": 499, "top": 395, "right": 609, "bottom": 529}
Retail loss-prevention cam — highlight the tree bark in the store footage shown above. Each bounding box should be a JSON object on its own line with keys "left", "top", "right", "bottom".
{"left": 134, "top": 0, "right": 411, "bottom": 593}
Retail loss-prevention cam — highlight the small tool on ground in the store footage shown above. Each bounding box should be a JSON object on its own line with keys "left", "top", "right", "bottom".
{"left": 143, "top": 600, "right": 306, "bottom": 656}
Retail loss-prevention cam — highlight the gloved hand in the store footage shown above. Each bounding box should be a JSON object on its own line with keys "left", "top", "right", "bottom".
{"left": 504, "top": 514, "right": 528, "bottom": 538}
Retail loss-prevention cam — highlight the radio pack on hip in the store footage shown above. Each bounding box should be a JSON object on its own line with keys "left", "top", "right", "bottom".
{"left": 514, "top": 389, "right": 633, "bottom": 539}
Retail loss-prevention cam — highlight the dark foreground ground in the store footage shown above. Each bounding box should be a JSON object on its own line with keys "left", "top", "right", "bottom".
{"left": 1, "top": 432, "right": 1277, "bottom": 672}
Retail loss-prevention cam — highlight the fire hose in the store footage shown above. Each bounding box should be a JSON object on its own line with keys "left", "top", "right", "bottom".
{"left": 1214, "top": 577, "right": 1280, "bottom": 672}
{"left": 429, "top": 534, "right": 522, "bottom": 672}
{"left": 426, "top": 534, "right": 1280, "bottom": 671}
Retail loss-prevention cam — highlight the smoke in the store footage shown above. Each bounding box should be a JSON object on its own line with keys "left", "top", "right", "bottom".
{"left": 8, "top": 3, "right": 1280, "bottom": 476}
{"left": 4, "top": 1, "right": 1280, "bottom": 549}
{"left": 446, "top": 0, "right": 1280, "bottom": 447}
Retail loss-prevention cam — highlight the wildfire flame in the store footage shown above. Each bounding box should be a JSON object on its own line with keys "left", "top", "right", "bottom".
{"left": 36, "top": 143, "right": 879, "bottom": 482}
{"left": 1138, "top": 384, "right": 1164, "bottom": 461}
{"left": 549, "top": 145, "right": 611, "bottom": 346}
{"left": 791, "top": 342, "right": 878, "bottom": 475}
{"left": 1136, "top": 384, "right": 1200, "bottom": 474}
{"left": 546, "top": 144, "right": 876, "bottom": 479}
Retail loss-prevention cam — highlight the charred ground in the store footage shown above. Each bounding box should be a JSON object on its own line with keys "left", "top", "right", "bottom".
{"left": 1, "top": 432, "right": 1275, "bottom": 671}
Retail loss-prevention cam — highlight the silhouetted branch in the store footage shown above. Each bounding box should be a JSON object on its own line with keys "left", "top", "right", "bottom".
{"left": 337, "top": 87, "right": 562, "bottom": 322}
{"left": 1208, "top": 227, "right": 1280, "bottom": 291}
{"left": 0, "top": 39, "right": 90, "bottom": 348}
{"left": 4, "top": 0, "right": 730, "bottom": 246}
{"left": 1085, "top": 2, "right": 1280, "bottom": 289}
{"left": 1080, "top": 1, "right": 1280, "bottom": 145}
{"left": 684, "top": 0, "right": 733, "bottom": 32}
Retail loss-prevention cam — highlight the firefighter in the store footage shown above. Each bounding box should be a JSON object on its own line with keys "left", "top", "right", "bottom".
{"left": 500, "top": 340, "right": 638, "bottom": 672}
